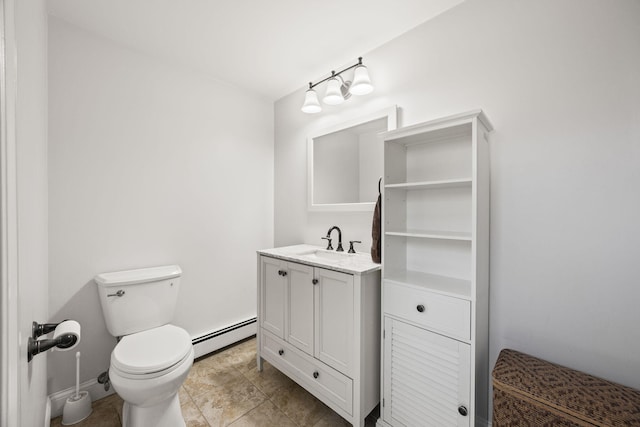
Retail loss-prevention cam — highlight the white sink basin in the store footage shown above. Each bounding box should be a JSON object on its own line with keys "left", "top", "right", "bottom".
{"left": 302, "top": 249, "right": 355, "bottom": 262}
{"left": 259, "top": 244, "right": 380, "bottom": 274}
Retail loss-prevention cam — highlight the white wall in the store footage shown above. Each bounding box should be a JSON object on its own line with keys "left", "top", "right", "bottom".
{"left": 15, "top": 0, "right": 49, "bottom": 424}
{"left": 47, "top": 17, "right": 273, "bottom": 394}
{"left": 275, "top": 0, "right": 640, "bottom": 401}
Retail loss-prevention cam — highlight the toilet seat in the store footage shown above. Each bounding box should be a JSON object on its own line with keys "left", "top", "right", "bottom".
{"left": 111, "top": 324, "right": 192, "bottom": 379}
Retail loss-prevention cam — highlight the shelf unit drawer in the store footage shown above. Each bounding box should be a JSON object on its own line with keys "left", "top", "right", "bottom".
{"left": 383, "top": 281, "right": 470, "bottom": 341}
{"left": 261, "top": 329, "right": 353, "bottom": 415}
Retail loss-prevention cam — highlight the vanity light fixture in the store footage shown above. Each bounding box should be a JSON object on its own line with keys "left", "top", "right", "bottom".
{"left": 301, "top": 57, "right": 374, "bottom": 114}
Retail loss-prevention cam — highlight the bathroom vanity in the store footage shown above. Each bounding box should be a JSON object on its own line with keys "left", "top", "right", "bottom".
{"left": 257, "top": 244, "right": 381, "bottom": 427}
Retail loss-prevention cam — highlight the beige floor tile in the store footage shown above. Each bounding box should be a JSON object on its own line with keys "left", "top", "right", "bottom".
{"left": 182, "top": 400, "right": 211, "bottom": 427}
{"left": 193, "top": 375, "right": 267, "bottom": 427}
{"left": 242, "top": 360, "right": 295, "bottom": 398}
{"left": 49, "top": 338, "right": 366, "bottom": 427}
{"left": 180, "top": 385, "right": 194, "bottom": 406}
{"left": 312, "top": 410, "right": 351, "bottom": 427}
{"left": 269, "top": 381, "right": 333, "bottom": 427}
{"left": 217, "top": 338, "right": 257, "bottom": 373}
{"left": 228, "top": 400, "right": 297, "bottom": 427}
{"left": 51, "top": 399, "right": 121, "bottom": 427}
{"left": 93, "top": 392, "right": 124, "bottom": 420}
{"left": 184, "top": 357, "right": 245, "bottom": 399}
{"left": 195, "top": 338, "right": 256, "bottom": 374}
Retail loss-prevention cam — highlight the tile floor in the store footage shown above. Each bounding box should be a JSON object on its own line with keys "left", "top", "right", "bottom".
{"left": 51, "top": 337, "right": 378, "bottom": 427}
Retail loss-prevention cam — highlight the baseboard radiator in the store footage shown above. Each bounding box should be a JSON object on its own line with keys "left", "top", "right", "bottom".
{"left": 192, "top": 317, "right": 256, "bottom": 358}
{"left": 48, "top": 317, "right": 257, "bottom": 419}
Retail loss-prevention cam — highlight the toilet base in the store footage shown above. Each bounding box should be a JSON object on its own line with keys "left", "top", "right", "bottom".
{"left": 122, "top": 393, "right": 185, "bottom": 427}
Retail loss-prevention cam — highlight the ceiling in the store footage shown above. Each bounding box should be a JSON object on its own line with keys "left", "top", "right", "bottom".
{"left": 47, "top": 0, "right": 464, "bottom": 101}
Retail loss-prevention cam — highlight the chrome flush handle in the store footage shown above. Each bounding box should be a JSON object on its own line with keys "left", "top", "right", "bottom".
{"left": 107, "top": 290, "right": 125, "bottom": 297}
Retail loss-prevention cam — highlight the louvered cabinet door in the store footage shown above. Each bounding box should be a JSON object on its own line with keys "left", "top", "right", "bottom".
{"left": 382, "top": 317, "right": 471, "bottom": 427}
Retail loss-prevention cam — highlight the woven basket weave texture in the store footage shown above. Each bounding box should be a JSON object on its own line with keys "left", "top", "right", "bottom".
{"left": 492, "top": 349, "right": 640, "bottom": 426}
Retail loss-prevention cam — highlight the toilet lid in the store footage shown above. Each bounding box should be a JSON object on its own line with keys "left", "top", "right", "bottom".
{"left": 111, "top": 324, "right": 192, "bottom": 375}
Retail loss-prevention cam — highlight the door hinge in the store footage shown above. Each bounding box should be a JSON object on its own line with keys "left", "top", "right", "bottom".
{"left": 383, "top": 329, "right": 385, "bottom": 339}
{"left": 382, "top": 398, "right": 385, "bottom": 407}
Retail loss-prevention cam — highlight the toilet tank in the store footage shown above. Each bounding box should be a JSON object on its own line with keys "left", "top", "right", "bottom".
{"left": 95, "top": 265, "right": 182, "bottom": 337}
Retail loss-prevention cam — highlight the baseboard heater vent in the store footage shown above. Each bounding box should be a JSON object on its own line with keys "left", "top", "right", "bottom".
{"left": 192, "top": 317, "right": 257, "bottom": 359}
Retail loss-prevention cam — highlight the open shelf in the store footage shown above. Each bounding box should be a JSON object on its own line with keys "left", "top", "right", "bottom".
{"left": 385, "top": 122, "right": 472, "bottom": 147}
{"left": 384, "top": 178, "right": 472, "bottom": 191}
{"left": 385, "top": 229, "right": 472, "bottom": 241}
{"left": 383, "top": 269, "right": 471, "bottom": 300}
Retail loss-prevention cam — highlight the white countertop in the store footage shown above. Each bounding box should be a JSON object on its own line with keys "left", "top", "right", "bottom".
{"left": 257, "top": 244, "right": 381, "bottom": 275}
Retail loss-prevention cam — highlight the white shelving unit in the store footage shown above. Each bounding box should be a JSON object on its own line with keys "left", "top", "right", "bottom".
{"left": 378, "top": 110, "right": 493, "bottom": 427}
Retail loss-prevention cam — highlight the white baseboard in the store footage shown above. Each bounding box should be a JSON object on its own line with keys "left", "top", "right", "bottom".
{"left": 192, "top": 318, "right": 256, "bottom": 359}
{"left": 49, "top": 378, "right": 114, "bottom": 419}
{"left": 48, "top": 318, "right": 257, "bottom": 419}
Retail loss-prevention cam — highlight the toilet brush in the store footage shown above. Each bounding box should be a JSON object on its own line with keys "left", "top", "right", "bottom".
{"left": 61, "top": 352, "right": 92, "bottom": 425}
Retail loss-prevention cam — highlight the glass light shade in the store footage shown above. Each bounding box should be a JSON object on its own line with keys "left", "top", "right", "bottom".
{"left": 323, "top": 77, "right": 345, "bottom": 105}
{"left": 349, "top": 65, "right": 374, "bottom": 96}
{"left": 301, "top": 88, "right": 322, "bottom": 113}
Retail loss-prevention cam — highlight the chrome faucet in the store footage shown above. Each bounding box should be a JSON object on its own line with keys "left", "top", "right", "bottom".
{"left": 324, "top": 226, "right": 344, "bottom": 252}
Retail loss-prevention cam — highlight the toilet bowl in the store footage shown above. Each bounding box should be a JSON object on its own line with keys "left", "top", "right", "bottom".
{"left": 95, "top": 265, "right": 193, "bottom": 427}
{"left": 109, "top": 325, "right": 194, "bottom": 427}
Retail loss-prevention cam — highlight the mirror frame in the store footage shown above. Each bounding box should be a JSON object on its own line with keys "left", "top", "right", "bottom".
{"left": 307, "top": 106, "right": 398, "bottom": 212}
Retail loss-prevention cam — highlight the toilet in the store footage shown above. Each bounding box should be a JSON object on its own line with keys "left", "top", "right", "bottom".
{"left": 95, "top": 265, "right": 194, "bottom": 427}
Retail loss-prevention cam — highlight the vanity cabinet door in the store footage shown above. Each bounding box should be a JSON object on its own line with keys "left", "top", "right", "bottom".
{"left": 314, "top": 268, "right": 354, "bottom": 376}
{"left": 260, "top": 257, "right": 286, "bottom": 339}
{"left": 286, "top": 262, "right": 315, "bottom": 356}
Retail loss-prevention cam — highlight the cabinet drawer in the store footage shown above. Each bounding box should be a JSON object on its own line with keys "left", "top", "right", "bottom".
{"left": 383, "top": 281, "right": 470, "bottom": 341}
{"left": 261, "top": 330, "right": 353, "bottom": 415}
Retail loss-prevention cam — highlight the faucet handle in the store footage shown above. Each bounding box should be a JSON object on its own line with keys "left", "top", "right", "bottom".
{"left": 321, "top": 236, "right": 333, "bottom": 250}
{"left": 348, "top": 240, "right": 361, "bottom": 253}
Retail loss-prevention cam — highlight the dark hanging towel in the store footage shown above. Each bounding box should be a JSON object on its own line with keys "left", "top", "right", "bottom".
{"left": 371, "top": 178, "right": 382, "bottom": 263}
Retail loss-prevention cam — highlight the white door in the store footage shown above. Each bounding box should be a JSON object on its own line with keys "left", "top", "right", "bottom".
{"left": 1, "top": 0, "right": 49, "bottom": 425}
{"left": 260, "top": 257, "right": 286, "bottom": 339}
{"left": 382, "top": 317, "right": 471, "bottom": 427}
{"left": 314, "top": 268, "right": 354, "bottom": 375}
{"left": 286, "top": 262, "right": 314, "bottom": 356}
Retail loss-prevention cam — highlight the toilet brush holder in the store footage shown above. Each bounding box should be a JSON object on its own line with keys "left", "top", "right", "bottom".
{"left": 62, "top": 351, "right": 92, "bottom": 425}
{"left": 61, "top": 391, "right": 92, "bottom": 425}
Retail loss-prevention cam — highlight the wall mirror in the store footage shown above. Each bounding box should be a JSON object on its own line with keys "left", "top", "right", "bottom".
{"left": 307, "top": 106, "right": 397, "bottom": 211}
{"left": 308, "top": 106, "right": 397, "bottom": 211}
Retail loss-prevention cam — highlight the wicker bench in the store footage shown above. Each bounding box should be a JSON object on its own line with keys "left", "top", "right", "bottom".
{"left": 492, "top": 349, "right": 640, "bottom": 426}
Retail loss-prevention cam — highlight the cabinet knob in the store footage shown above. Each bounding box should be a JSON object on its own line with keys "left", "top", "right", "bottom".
{"left": 458, "top": 405, "right": 468, "bottom": 416}
{"left": 278, "top": 349, "right": 284, "bottom": 356}
{"left": 416, "top": 304, "right": 425, "bottom": 313}
{"left": 278, "top": 270, "right": 288, "bottom": 277}
{"left": 312, "top": 279, "right": 318, "bottom": 285}
{"left": 313, "top": 371, "right": 319, "bottom": 379}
